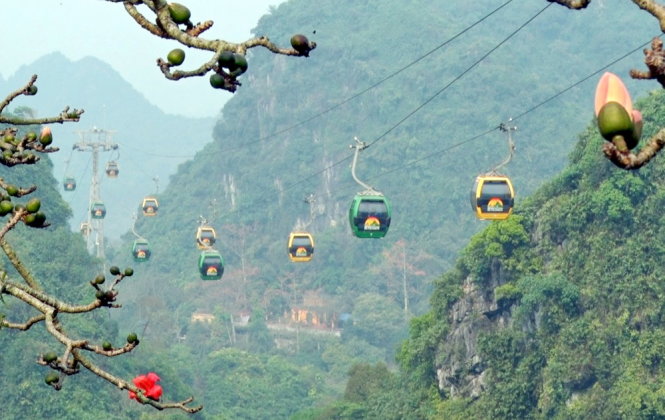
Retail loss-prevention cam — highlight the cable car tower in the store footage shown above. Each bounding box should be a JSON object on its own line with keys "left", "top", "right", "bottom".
{"left": 73, "top": 127, "right": 119, "bottom": 259}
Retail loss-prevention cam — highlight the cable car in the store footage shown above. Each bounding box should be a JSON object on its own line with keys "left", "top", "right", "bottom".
{"left": 106, "top": 161, "right": 119, "bottom": 178}
{"left": 287, "top": 232, "right": 314, "bottom": 262}
{"left": 63, "top": 177, "right": 76, "bottom": 191}
{"left": 90, "top": 202, "right": 106, "bottom": 219}
{"left": 132, "top": 239, "right": 151, "bottom": 262}
{"left": 470, "top": 174, "right": 515, "bottom": 220}
{"left": 141, "top": 197, "right": 159, "bottom": 216}
{"left": 198, "top": 249, "right": 224, "bottom": 280}
{"left": 196, "top": 226, "right": 217, "bottom": 249}
{"left": 349, "top": 193, "right": 392, "bottom": 238}
{"left": 80, "top": 221, "right": 91, "bottom": 236}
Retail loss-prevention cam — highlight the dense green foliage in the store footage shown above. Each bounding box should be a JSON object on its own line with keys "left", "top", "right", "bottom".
{"left": 101, "top": 0, "right": 660, "bottom": 418}
{"left": 2, "top": 0, "right": 664, "bottom": 418}
{"left": 371, "top": 89, "right": 665, "bottom": 418}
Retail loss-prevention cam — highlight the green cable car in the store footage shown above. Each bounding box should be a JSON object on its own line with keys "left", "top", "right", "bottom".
{"left": 63, "top": 177, "right": 76, "bottom": 191}
{"left": 349, "top": 193, "right": 391, "bottom": 238}
{"left": 470, "top": 175, "right": 514, "bottom": 220}
{"left": 90, "top": 201, "right": 106, "bottom": 219}
{"left": 198, "top": 249, "right": 224, "bottom": 280}
{"left": 347, "top": 137, "right": 392, "bottom": 239}
{"left": 132, "top": 239, "right": 151, "bottom": 262}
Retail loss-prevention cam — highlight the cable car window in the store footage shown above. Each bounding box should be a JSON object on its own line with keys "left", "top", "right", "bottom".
{"left": 481, "top": 181, "right": 511, "bottom": 197}
{"left": 358, "top": 200, "right": 387, "bottom": 215}
{"left": 292, "top": 237, "right": 312, "bottom": 247}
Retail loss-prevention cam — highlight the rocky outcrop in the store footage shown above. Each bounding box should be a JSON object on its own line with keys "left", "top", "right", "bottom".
{"left": 436, "top": 258, "right": 514, "bottom": 399}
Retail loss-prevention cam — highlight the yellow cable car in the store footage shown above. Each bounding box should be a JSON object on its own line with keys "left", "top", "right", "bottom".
{"left": 106, "top": 161, "right": 119, "bottom": 178}
{"left": 142, "top": 196, "right": 159, "bottom": 216}
{"left": 470, "top": 174, "right": 515, "bottom": 220}
{"left": 287, "top": 232, "right": 314, "bottom": 262}
{"left": 196, "top": 226, "right": 217, "bottom": 249}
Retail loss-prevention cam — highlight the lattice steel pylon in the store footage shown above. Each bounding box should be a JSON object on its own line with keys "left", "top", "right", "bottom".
{"left": 73, "top": 127, "right": 119, "bottom": 260}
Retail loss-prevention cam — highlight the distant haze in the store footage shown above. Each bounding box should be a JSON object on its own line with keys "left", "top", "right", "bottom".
{"left": 2, "top": 0, "right": 285, "bottom": 118}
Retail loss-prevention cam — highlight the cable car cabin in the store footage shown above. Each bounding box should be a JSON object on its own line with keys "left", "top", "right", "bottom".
{"left": 196, "top": 226, "right": 217, "bottom": 249}
{"left": 198, "top": 250, "right": 224, "bottom": 280}
{"left": 80, "top": 222, "right": 91, "bottom": 236}
{"left": 132, "top": 239, "right": 151, "bottom": 262}
{"left": 141, "top": 197, "right": 159, "bottom": 216}
{"left": 90, "top": 202, "right": 106, "bottom": 219}
{"left": 105, "top": 161, "right": 119, "bottom": 178}
{"left": 470, "top": 175, "right": 515, "bottom": 220}
{"left": 287, "top": 232, "right": 314, "bottom": 262}
{"left": 63, "top": 177, "right": 76, "bottom": 191}
{"left": 349, "top": 194, "right": 392, "bottom": 238}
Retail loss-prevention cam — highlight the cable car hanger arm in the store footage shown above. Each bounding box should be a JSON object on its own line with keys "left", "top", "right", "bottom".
{"left": 349, "top": 136, "right": 380, "bottom": 193}
{"left": 491, "top": 120, "right": 517, "bottom": 174}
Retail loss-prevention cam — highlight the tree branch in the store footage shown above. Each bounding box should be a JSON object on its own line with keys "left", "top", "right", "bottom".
{"left": 601, "top": 128, "right": 665, "bottom": 169}
{"left": 631, "top": 0, "right": 665, "bottom": 30}
{"left": 0, "top": 237, "right": 42, "bottom": 290}
{"left": 0, "top": 75, "right": 37, "bottom": 114}
{"left": 105, "top": 0, "right": 316, "bottom": 92}
{"left": 1, "top": 313, "right": 45, "bottom": 330}
{"left": 73, "top": 349, "right": 203, "bottom": 413}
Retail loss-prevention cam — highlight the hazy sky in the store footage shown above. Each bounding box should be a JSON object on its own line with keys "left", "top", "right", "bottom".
{"left": 3, "top": 0, "right": 285, "bottom": 118}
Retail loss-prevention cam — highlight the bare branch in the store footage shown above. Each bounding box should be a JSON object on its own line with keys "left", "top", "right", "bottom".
{"left": 0, "top": 75, "right": 37, "bottom": 114}
{"left": 631, "top": 0, "right": 665, "bottom": 30}
{"left": 601, "top": 128, "right": 665, "bottom": 169}
{"left": 1, "top": 313, "right": 46, "bottom": 330}
{"left": 0, "top": 209, "right": 28, "bottom": 242}
{"left": 0, "top": 238, "right": 42, "bottom": 290}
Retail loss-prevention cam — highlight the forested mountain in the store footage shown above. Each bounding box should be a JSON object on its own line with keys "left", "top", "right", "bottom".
{"left": 99, "top": 0, "right": 662, "bottom": 418}
{"left": 338, "top": 86, "right": 665, "bottom": 420}
{"left": 2, "top": 0, "right": 664, "bottom": 419}
{"left": 1, "top": 53, "right": 215, "bottom": 238}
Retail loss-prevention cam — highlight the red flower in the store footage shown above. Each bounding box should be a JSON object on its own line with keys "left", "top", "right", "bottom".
{"left": 128, "top": 372, "right": 163, "bottom": 401}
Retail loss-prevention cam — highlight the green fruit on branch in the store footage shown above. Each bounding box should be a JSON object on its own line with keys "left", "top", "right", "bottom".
{"left": 28, "top": 212, "right": 46, "bottom": 227}
{"left": 127, "top": 332, "right": 139, "bottom": 344}
{"left": 0, "top": 201, "right": 13, "bottom": 216}
{"left": 597, "top": 101, "right": 638, "bottom": 150}
{"left": 167, "top": 48, "right": 185, "bottom": 65}
{"left": 44, "top": 372, "right": 59, "bottom": 385}
{"left": 210, "top": 73, "right": 225, "bottom": 89}
{"left": 290, "top": 34, "right": 313, "bottom": 56}
{"left": 43, "top": 352, "right": 58, "bottom": 363}
{"left": 168, "top": 2, "right": 191, "bottom": 24}
{"left": 232, "top": 54, "right": 248, "bottom": 74}
{"left": 217, "top": 51, "right": 236, "bottom": 69}
{"left": 5, "top": 185, "right": 18, "bottom": 197}
{"left": 109, "top": 266, "right": 120, "bottom": 275}
{"left": 25, "top": 198, "right": 41, "bottom": 213}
